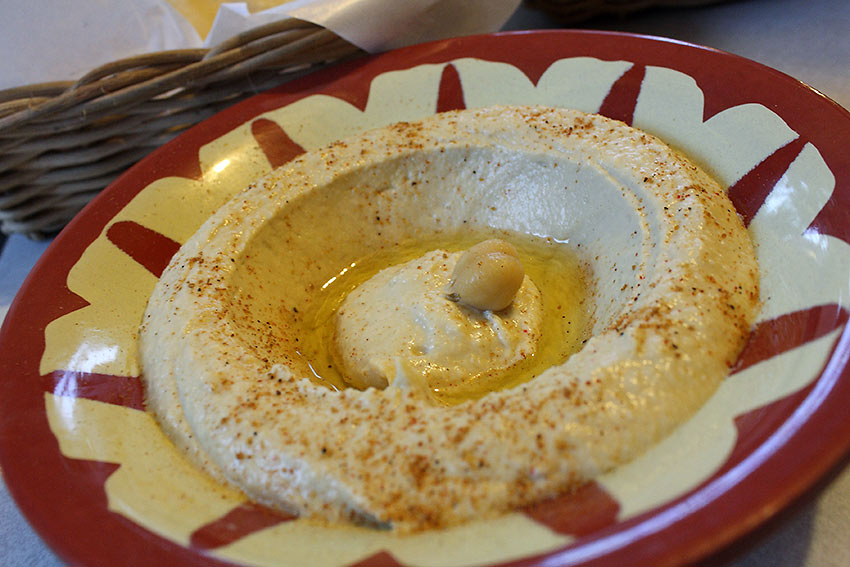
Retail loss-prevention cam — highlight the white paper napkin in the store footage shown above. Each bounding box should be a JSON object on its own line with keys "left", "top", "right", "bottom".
{"left": 2, "top": 0, "right": 201, "bottom": 90}
{"left": 1, "top": 0, "right": 520, "bottom": 91}
{"left": 207, "top": 0, "right": 521, "bottom": 52}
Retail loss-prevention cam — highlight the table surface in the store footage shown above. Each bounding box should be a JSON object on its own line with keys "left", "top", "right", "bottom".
{"left": 2, "top": 0, "right": 849, "bottom": 565}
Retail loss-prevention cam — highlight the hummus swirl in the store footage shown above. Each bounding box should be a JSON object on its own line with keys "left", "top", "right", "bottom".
{"left": 140, "top": 106, "right": 759, "bottom": 532}
{"left": 333, "top": 248, "right": 542, "bottom": 395}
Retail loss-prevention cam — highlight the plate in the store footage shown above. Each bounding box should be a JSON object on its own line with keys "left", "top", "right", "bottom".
{"left": 1, "top": 30, "right": 850, "bottom": 567}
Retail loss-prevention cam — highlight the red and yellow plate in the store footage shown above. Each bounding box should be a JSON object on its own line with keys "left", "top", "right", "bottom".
{"left": 2, "top": 30, "right": 850, "bottom": 567}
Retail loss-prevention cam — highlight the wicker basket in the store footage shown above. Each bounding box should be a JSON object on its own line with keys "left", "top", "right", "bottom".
{"left": 527, "top": 0, "right": 727, "bottom": 22}
{"left": 0, "top": 18, "right": 362, "bottom": 238}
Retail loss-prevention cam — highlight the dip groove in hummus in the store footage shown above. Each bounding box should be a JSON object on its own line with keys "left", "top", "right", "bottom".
{"left": 139, "top": 105, "right": 759, "bottom": 532}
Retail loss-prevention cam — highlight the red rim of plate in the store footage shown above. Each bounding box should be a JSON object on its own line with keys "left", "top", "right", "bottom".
{"left": 1, "top": 30, "right": 850, "bottom": 567}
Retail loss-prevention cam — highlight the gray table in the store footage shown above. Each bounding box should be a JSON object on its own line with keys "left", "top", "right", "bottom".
{"left": 2, "top": 0, "right": 849, "bottom": 564}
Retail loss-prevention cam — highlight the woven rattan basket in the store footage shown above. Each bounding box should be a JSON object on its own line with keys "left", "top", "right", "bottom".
{"left": 1, "top": 1, "right": 726, "bottom": 238}
{"left": 527, "top": 0, "right": 727, "bottom": 22}
{"left": 0, "top": 18, "right": 362, "bottom": 238}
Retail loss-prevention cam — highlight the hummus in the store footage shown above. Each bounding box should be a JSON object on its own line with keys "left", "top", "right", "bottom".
{"left": 332, "top": 247, "right": 543, "bottom": 397}
{"left": 139, "top": 105, "right": 759, "bottom": 532}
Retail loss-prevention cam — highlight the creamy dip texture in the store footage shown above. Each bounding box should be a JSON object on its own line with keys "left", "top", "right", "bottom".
{"left": 139, "top": 105, "right": 760, "bottom": 532}
{"left": 333, "top": 247, "right": 543, "bottom": 398}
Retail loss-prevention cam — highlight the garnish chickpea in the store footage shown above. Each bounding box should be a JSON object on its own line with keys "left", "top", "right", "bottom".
{"left": 447, "top": 239, "right": 525, "bottom": 311}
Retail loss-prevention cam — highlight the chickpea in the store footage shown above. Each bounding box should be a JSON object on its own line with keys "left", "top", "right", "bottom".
{"left": 447, "top": 239, "right": 525, "bottom": 311}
